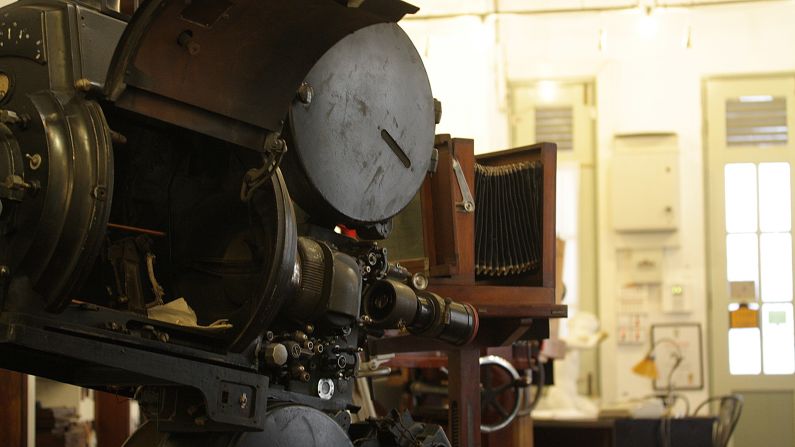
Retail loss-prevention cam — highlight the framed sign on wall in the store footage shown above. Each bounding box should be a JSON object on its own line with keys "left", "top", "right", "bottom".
{"left": 651, "top": 323, "right": 704, "bottom": 391}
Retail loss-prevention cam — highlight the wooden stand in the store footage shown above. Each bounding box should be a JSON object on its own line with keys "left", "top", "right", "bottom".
{"left": 0, "top": 369, "right": 27, "bottom": 446}
{"left": 95, "top": 392, "right": 131, "bottom": 447}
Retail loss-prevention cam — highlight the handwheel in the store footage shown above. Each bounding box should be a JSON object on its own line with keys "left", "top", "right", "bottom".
{"left": 479, "top": 355, "right": 523, "bottom": 433}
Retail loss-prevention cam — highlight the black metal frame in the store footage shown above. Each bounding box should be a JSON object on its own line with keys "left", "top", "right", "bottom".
{"left": 0, "top": 305, "right": 352, "bottom": 431}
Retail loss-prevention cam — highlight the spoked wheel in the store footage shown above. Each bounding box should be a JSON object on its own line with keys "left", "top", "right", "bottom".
{"left": 479, "top": 355, "right": 522, "bottom": 433}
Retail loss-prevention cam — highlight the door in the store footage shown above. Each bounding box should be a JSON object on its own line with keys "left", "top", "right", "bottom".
{"left": 509, "top": 79, "right": 598, "bottom": 395}
{"left": 705, "top": 75, "right": 795, "bottom": 446}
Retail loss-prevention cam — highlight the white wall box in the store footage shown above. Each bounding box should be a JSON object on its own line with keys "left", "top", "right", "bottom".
{"left": 611, "top": 134, "right": 680, "bottom": 233}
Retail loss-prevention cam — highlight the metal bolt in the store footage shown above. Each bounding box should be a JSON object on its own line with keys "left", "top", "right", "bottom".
{"left": 25, "top": 153, "right": 41, "bottom": 170}
{"left": 92, "top": 185, "right": 108, "bottom": 201}
{"left": 239, "top": 393, "right": 248, "bottom": 409}
{"left": 177, "top": 30, "right": 201, "bottom": 55}
{"left": 297, "top": 82, "right": 313, "bottom": 105}
{"left": 293, "top": 330, "right": 308, "bottom": 342}
{"left": 74, "top": 78, "right": 92, "bottom": 92}
{"left": 0, "top": 265, "right": 8, "bottom": 278}
{"left": 158, "top": 332, "right": 169, "bottom": 343}
{"left": 264, "top": 343, "right": 288, "bottom": 367}
{"left": 305, "top": 324, "right": 314, "bottom": 335}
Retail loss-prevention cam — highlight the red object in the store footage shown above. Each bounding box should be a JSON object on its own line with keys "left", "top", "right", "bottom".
{"left": 337, "top": 225, "right": 358, "bottom": 239}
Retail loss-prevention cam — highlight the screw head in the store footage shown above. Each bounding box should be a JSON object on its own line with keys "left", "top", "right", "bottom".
{"left": 297, "top": 82, "right": 313, "bottom": 105}
{"left": 92, "top": 186, "right": 108, "bottom": 201}
{"left": 26, "top": 153, "right": 41, "bottom": 170}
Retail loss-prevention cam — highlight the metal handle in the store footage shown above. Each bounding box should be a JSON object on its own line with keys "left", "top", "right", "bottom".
{"left": 452, "top": 157, "right": 475, "bottom": 213}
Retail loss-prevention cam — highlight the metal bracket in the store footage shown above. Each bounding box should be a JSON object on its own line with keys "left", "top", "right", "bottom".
{"left": 240, "top": 132, "right": 287, "bottom": 202}
{"left": 427, "top": 147, "right": 438, "bottom": 174}
{"left": 356, "top": 353, "right": 394, "bottom": 378}
{"left": 452, "top": 157, "right": 475, "bottom": 213}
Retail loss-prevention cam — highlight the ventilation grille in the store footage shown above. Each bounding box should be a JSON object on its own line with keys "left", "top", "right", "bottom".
{"left": 726, "top": 96, "right": 788, "bottom": 147}
{"left": 535, "top": 106, "right": 573, "bottom": 151}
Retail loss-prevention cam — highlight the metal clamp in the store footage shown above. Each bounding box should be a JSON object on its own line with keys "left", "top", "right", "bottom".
{"left": 240, "top": 132, "right": 287, "bottom": 202}
{"left": 452, "top": 156, "right": 475, "bottom": 213}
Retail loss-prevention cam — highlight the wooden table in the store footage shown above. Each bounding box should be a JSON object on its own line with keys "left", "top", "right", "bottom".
{"left": 533, "top": 417, "right": 716, "bottom": 447}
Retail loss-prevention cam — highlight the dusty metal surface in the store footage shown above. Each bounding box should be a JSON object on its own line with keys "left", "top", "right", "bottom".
{"left": 286, "top": 22, "right": 434, "bottom": 225}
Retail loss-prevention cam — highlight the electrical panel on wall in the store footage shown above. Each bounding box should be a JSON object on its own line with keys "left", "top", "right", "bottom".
{"left": 617, "top": 248, "right": 664, "bottom": 285}
{"left": 610, "top": 133, "right": 680, "bottom": 233}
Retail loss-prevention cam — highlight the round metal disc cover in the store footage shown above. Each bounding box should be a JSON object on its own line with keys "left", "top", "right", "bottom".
{"left": 288, "top": 22, "right": 435, "bottom": 224}
{"left": 238, "top": 405, "right": 353, "bottom": 447}
{"left": 124, "top": 406, "right": 353, "bottom": 447}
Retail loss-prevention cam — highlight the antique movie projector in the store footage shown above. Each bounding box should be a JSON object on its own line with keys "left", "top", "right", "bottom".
{"left": 0, "top": 0, "right": 487, "bottom": 445}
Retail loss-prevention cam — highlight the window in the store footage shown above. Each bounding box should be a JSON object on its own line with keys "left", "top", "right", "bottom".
{"left": 724, "top": 162, "right": 795, "bottom": 375}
